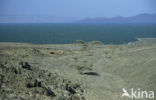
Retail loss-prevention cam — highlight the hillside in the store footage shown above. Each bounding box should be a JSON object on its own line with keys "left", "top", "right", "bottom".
{"left": 0, "top": 39, "right": 156, "bottom": 100}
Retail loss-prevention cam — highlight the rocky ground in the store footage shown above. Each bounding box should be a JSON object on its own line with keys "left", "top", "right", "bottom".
{"left": 0, "top": 57, "right": 86, "bottom": 100}
{"left": 0, "top": 39, "right": 156, "bottom": 100}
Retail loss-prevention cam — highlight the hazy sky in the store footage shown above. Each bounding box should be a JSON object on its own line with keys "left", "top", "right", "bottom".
{"left": 0, "top": 0, "right": 156, "bottom": 22}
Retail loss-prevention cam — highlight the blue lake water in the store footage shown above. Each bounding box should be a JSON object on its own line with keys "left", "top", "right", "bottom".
{"left": 0, "top": 23, "right": 156, "bottom": 44}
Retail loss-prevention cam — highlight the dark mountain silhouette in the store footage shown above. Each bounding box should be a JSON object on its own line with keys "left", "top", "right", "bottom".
{"left": 76, "top": 13, "right": 156, "bottom": 23}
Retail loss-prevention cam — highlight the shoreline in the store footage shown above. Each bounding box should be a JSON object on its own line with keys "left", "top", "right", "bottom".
{"left": 0, "top": 37, "right": 156, "bottom": 46}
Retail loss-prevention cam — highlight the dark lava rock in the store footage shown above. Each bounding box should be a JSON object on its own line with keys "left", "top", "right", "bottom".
{"left": 20, "top": 62, "right": 32, "bottom": 70}
{"left": 0, "top": 59, "right": 86, "bottom": 100}
{"left": 50, "top": 52, "right": 55, "bottom": 54}
{"left": 46, "top": 88, "right": 56, "bottom": 96}
{"left": 80, "top": 72, "right": 100, "bottom": 76}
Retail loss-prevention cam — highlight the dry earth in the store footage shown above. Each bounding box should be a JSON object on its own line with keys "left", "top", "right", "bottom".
{"left": 0, "top": 39, "right": 156, "bottom": 100}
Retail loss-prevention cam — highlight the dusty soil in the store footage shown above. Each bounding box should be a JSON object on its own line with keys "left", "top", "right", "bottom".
{"left": 0, "top": 39, "right": 156, "bottom": 100}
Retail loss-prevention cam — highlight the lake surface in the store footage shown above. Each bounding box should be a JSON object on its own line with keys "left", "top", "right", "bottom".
{"left": 0, "top": 23, "right": 156, "bottom": 44}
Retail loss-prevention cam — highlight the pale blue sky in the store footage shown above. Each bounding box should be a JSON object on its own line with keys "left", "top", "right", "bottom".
{"left": 0, "top": 0, "right": 156, "bottom": 22}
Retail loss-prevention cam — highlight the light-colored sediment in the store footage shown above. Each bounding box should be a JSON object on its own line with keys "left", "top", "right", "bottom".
{"left": 0, "top": 39, "right": 156, "bottom": 100}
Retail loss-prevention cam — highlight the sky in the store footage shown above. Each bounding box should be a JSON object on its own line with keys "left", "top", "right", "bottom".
{"left": 0, "top": 0, "right": 156, "bottom": 22}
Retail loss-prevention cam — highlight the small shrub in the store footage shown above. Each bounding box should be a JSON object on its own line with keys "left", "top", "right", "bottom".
{"left": 76, "top": 40, "right": 85, "bottom": 44}
{"left": 89, "top": 41, "right": 103, "bottom": 45}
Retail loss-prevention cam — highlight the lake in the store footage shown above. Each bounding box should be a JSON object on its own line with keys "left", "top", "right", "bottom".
{"left": 0, "top": 23, "right": 156, "bottom": 44}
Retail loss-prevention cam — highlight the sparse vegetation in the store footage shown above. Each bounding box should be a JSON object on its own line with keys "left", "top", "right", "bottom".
{"left": 76, "top": 40, "right": 85, "bottom": 44}
{"left": 88, "top": 41, "right": 103, "bottom": 45}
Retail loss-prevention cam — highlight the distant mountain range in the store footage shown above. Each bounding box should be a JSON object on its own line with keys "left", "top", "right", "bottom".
{"left": 76, "top": 13, "right": 156, "bottom": 24}
{"left": 0, "top": 13, "right": 156, "bottom": 23}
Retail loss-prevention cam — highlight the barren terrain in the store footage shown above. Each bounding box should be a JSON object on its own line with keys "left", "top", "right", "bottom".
{"left": 0, "top": 39, "right": 156, "bottom": 100}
